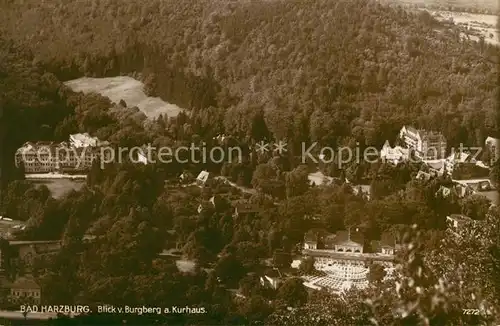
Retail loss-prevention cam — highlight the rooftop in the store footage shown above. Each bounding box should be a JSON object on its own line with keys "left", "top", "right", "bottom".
{"left": 10, "top": 276, "right": 40, "bottom": 290}
{"left": 305, "top": 228, "right": 364, "bottom": 247}
{"left": 334, "top": 229, "right": 364, "bottom": 246}
{"left": 196, "top": 170, "right": 210, "bottom": 183}
{"left": 401, "top": 126, "right": 446, "bottom": 140}
{"left": 69, "top": 133, "right": 99, "bottom": 147}
{"left": 264, "top": 268, "right": 282, "bottom": 278}
{"left": 447, "top": 214, "right": 473, "bottom": 222}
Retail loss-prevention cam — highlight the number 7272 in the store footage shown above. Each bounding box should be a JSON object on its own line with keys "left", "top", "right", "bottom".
{"left": 463, "top": 309, "right": 480, "bottom": 315}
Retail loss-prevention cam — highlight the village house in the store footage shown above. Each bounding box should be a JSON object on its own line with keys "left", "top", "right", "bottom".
{"left": 446, "top": 214, "right": 478, "bottom": 238}
{"left": 425, "top": 160, "right": 447, "bottom": 176}
{"left": 303, "top": 228, "right": 364, "bottom": 253}
{"left": 415, "top": 170, "right": 432, "bottom": 181}
{"left": 9, "top": 275, "right": 41, "bottom": 304}
{"left": 399, "top": 126, "right": 447, "bottom": 160}
{"left": 445, "top": 150, "right": 471, "bottom": 172}
{"left": 380, "top": 140, "right": 410, "bottom": 164}
{"left": 260, "top": 269, "right": 283, "bottom": 290}
{"left": 0, "top": 240, "right": 62, "bottom": 277}
{"left": 303, "top": 229, "right": 323, "bottom": 250}
{"left": 370, "top": 232, "right": 402, "bottom": 255}
{"left": 196, "top": 170, "right": 212, "bottom": 187}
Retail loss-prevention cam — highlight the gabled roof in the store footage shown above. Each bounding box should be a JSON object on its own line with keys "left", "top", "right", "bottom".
{"left": 334, "top": 229, "right": 364, "bottom": 246}
{"left": 403, "top": 125, "right": 418, "bottom": 135}
{"left": 427, "top": 161, "right": 444, "bottom": 170}
{"left": 10, "top": 276, "right": 40, "bottom": 290}
{"left": 371, "top": 232, "right": 400, "bottom": 252}
{"left": 435, "top": 185, "right": 451, "bottom": 197}
{"left": 264, "top": 268, "right": 282, "bottom": 279}
{"left": 196, "top": 170, "right": 210, "bottom": 183}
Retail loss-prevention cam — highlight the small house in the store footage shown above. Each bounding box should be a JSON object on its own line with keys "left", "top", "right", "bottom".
{"left": 10, "top": 275, "right": 41, "bottom": 304}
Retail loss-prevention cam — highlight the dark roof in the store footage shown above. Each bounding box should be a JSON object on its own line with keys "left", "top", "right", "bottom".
{"left": 427, "top": 161, "right": 444, "bottom": 170}
{"left": 10, "top": 276, "right": 40, "bottom": 290}
{"left": 323, "top": 234, "right": 337, "bottom": 246}
{"left": 371, "top": 230, "right": 403, "bottom": 251}
{"left": 405, "top": 126, "right": 418, "bottom": 134}
{"left": 334, "top": 230, "right": 364, "bottom": 246}
{"left": 304, "top": 228, "right": 330, "bottom": 242}
{"left": 382, "top": 232, "right": 397, "bottom": 246}
{"left": 264, "top": 269, "right": 282, "bottom": 278}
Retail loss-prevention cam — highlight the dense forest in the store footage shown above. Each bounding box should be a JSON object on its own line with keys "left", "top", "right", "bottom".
{"left": 0, "top": 0, "right": 498, "bottom": 150}
{"left": 0, "top": 0, "right": 499, "bottom": 324}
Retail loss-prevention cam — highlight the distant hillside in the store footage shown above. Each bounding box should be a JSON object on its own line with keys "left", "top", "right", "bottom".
{"left": 0, "top": 0, "right": 498, "bottom": 149}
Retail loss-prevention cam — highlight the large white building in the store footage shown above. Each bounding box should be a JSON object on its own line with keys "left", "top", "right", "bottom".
{"left": 15, "top": 134, "right": 103, "bottom": 173}
{"left": 399, "top": 126, "right": 447, "bottom": 160}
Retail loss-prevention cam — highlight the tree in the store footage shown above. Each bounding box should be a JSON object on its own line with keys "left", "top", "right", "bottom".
{"left": 276, "top": 277, "right": 308, "bottom": 307}
{"left": 460, "top": 194, "right": 490, "bottom": 220}
{"left": 214, "top": 254, "right": 246, "bottom": 287}
{"left": 143, "top": 73, "right": 158, "bottom": 97}
{"left": 285, "top": 165, "right": 309, "bottom": 198}
{"left": 299, "top": 256, "right": 316, "bottom": 274}
{"left": 367, "top": 263, "right": 386, "bottom": 284}
{"left": 239, "top": 274, "right": 261, "bottom": 297}
{"left": 238, "top": 294, "right": 272, "bottom": 324}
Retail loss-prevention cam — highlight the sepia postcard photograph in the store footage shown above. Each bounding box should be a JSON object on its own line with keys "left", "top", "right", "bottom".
{"left": 0, "top": 0, "right": 499, "bottom": 325}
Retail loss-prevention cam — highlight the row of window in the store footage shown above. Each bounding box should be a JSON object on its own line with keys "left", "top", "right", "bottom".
{"left": 12, "top": 290, "right": 40, "bottom": 297}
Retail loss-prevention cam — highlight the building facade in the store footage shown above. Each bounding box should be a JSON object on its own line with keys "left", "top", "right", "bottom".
{"left": 399, "top": 126, "right": 447, "bottom": 160}
{"left": 380, "top": 140, "right": 410, "bottom": 164}
{"left": 9, "top": 275, "right": 41, "bottom": 304}
{"left": 15, "top": 134, "right": 103, "bottom": 174}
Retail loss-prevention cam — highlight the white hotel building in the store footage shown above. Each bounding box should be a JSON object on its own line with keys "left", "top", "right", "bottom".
{"left": 399, "top": 126, "right": 447, "bottom": 160}
{"left": 15, "top": 133, "right": 103, "bottom": 173}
